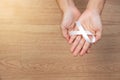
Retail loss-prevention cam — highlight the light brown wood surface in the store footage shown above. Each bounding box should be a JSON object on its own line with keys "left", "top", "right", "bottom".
{"left": 0, "top": 0, "right": 120, "bottom": 80}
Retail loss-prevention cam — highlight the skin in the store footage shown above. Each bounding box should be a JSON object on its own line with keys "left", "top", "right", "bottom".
{"left": 57, "top": 0, "right": 106, "bottom": 56}
{"left": 56, "top": 0, "right": 81, "bottom": 40}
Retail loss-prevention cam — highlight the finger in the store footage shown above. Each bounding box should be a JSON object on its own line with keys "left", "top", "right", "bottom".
{"left": 86, "top": 49, "right": 90, "bottom": 53}
{"left": 69, "top": 35, "right": 77, "bottom": 44}
{"left": 70, "top": 36, "right": 81, "bottom": 52}
{"left": 68, "top": 24, "right": 79, "bottom": 44}
{"left": 73, "top": 38, "right": 85, "bottom": 56}
{"left": 62, "top": 28, "right": 69, "bottom": 41}
{"left": 80, "top": 41, "right": 90, "bottom": 56}
{"left": 95, "top": 30, "right": 102, "bottom": 43}
{"left": 86, "top": 35, "right": 93, "bottom": 53}
{"left": 86, "top": 44, "right": 92, "bottom": 54}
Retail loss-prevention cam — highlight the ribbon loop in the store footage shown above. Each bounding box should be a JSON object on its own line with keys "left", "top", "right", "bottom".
{"left": 69, "top": 21, "right": 96, "bottom": 43}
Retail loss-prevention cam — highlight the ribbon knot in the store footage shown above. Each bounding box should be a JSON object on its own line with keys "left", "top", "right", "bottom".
{"left": 69, "top": 21, "right": 96, "bottom": 43}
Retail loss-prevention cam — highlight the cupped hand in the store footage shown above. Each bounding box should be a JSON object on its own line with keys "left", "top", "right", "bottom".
{"left": 69, "top": 9, "right": 103, "bottom": 56}
{"left": 60, "top": 7, "right": 80, "bottom": 41}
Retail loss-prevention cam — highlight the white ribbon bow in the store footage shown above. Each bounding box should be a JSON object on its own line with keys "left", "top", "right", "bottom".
{"left": 69, "top": 21, "right": 96, "bottom": 43}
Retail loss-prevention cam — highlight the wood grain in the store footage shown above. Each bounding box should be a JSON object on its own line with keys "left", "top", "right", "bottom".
{"left": 0, "top": 0, "right": 120, "bottom": 80}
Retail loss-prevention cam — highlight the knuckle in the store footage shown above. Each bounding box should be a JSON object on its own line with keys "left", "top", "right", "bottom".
{"left": 76, "top": 37, "right": 80, "bottom": 42}
{"left": 79, "top": 41, "right": 83, "bottom": 46}
{"left": 72, "top": 36, "right": 76, "bottom": 39}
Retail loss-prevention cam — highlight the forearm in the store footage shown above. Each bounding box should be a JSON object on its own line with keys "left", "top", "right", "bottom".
{"left": 56, "top": 0, "right": 75, "bottom": 12}
{"left": 87, "top": 0, "right": 106, "bottom": 14}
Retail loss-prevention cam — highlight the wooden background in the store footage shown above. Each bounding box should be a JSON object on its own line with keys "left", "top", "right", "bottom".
{"left": 0, "top": 0, "right": 120, "bottom": 80}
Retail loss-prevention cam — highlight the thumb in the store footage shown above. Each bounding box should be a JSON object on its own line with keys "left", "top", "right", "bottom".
{"left": 95, "top": 30, "right": 102, "bottom": 43}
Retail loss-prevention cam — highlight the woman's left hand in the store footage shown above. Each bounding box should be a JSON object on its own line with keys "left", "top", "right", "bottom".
{"left": 69, "top": 9, "right": 103, "bottom": 56}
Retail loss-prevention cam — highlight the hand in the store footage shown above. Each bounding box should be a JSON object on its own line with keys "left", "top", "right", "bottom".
{"left": 60, "top": 6, "right": 80, "bottom": 41}
{"left": 69, "top": 9, "right": 103, "bottom": 56}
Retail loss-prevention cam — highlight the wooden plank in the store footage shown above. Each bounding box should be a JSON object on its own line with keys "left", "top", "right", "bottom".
{"left": 0, "top": 0, "right": 120, "bottom": 80}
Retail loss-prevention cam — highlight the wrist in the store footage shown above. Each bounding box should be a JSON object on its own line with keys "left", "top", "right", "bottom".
{"left": 62, "top": 5, "right": 77, "bottom": 14}
{"left": 86, "top": 8, "right": 101, "bottom": 15}
{"left": 86, "top": 0, "right": 105, "bottom": 15}
{"left": 62, "top": 4, "right": 76, "bottom": 13}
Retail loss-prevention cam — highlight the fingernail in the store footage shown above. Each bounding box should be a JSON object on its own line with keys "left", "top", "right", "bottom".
{"left": 71, "top": 46, "right": 74, "bottom": 52}
{"left": 68, "top": 40, "right": 71, "bottom": 44}
{"left": 73, "top": 54, "right": 77, "bottom": 57}
{"left": 79, "top": 53, "right": 84, "bottom": 56}
{"left": 73, "top": 52, "right": 76, "bottom": 56}
{"left": 70, "top": 48, "right": 73, "bottom": 53}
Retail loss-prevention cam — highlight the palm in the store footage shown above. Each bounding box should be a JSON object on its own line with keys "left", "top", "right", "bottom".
{"left": 70, "top": 9, "right": 102, "bottom": 56}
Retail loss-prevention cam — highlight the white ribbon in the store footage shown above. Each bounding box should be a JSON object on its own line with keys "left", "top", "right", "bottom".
{"left": 69, "top": 21, "right": 96, "bottom": 43}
